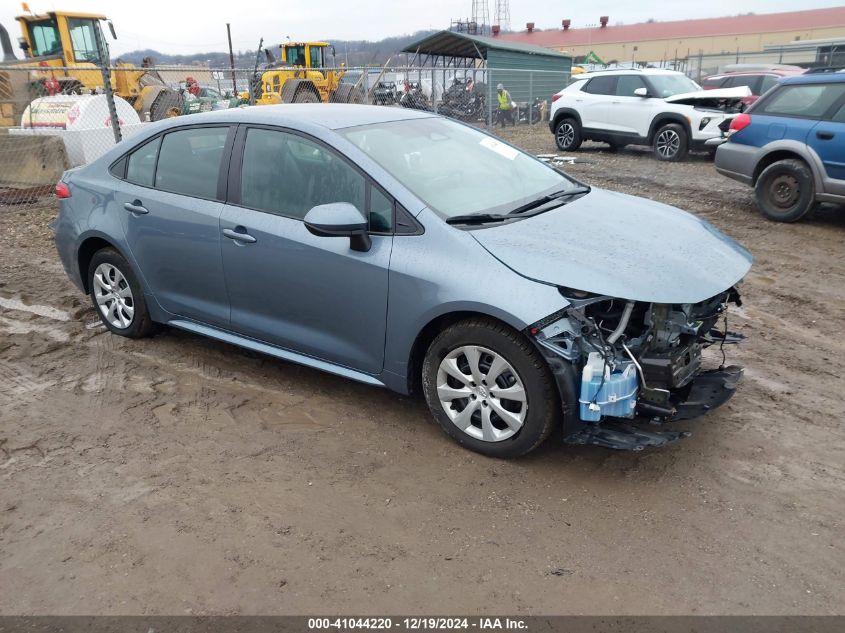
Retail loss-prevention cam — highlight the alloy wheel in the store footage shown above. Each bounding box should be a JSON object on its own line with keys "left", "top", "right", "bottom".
{"left": 93, "top": 263, "right": 135, "bottom": 329}
{"left": 656, "top": 129, "right": 681, "bottom": 158}
{"left": 557, "top": 123, "right": 575, "bottom": 149}
{"left": 436, "top": 345, "right": 528, "bottom": 442}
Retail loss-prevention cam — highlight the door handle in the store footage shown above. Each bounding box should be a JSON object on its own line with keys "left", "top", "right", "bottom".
{"left": 124, "top": 200, "right": 148, "bottom": 215}
{"left": 222, "top": 227, "right": 257, "bottom": 244}
{"left": 816, "top": 131, "right": 835, "bottom": 140}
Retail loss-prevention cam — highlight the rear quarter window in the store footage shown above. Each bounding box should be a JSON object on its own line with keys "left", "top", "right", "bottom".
{"left": 125, "top": 136, "right": 161, "bottom": 187}
{"left": 758, "top": 83, "right": 845, "bottom": 119}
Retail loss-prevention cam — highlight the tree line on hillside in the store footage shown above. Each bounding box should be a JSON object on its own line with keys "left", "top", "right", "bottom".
{"left": 115, "top": 30, "right": 437, "bottom": 68}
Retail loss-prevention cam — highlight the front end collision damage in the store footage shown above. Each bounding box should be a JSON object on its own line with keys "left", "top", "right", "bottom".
{"left": 528, "top": 286, "right": 746, "bottom": 451}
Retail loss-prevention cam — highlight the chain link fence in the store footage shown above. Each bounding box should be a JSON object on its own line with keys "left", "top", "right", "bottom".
{"left": 0, "top": 64, "right": 568, "bottom": 209}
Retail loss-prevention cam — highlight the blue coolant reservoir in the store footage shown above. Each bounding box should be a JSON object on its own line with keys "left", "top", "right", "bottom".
{"left": 579, "top": 352, "right": 639, "bottom": 422}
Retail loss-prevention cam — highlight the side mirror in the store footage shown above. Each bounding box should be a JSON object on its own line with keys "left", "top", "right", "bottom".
{"left": 633, "top": 87, "right": 649, "bottom": 98}
{"left": 107, "top": 20, "right": 117, "bottom": 39}
{"left": 304, "top": 202, "right": 371, "bottom": 252}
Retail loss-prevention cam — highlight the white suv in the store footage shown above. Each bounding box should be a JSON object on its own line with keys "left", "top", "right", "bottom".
{"left": 549, "top": 69, "right": 749, "bottom": 161}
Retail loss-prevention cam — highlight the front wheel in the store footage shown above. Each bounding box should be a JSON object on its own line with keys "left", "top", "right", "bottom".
{"left": 554, "top": 117, "right": 582, "bottom": 152}
{"left": 754, "top": 159, "right": 815, "bottom": 223}
{"left": 653, "top": 123, "right": 688, "bottom": 161}
{"left": 422, "top": 318, "right": 560, "bottom": 458}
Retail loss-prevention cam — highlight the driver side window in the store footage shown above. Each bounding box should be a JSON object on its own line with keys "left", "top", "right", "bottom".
{"left": 240, "top": 128, "right": 392, "bottom": 231}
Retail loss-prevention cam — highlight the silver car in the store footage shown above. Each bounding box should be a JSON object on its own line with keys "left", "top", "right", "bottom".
{"left": 53, "top": 105, "right": 752, "bottom": 457}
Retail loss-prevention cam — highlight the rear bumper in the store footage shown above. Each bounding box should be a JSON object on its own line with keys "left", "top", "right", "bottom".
{"left": 714, "top": 142, "right": 757, "bottom": 185}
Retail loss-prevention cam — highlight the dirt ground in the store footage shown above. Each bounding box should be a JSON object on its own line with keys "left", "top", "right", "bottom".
{"left": 0, "top": 127, "right": 843, "bottom": 616}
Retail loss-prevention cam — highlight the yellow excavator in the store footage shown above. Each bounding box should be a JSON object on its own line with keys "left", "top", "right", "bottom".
{"left": 0, "top": 5, "right": 183, "bottom": 127}
{"left": 255, "top": 41, "right": 364, "bottom": 105}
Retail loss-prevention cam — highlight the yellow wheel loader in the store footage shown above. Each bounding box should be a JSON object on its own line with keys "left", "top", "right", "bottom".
{"left": 256, "top": 41, "right": 364, "bottom": 105}
{"left": 0, "top": 7, "right": 183, "bottom": 127}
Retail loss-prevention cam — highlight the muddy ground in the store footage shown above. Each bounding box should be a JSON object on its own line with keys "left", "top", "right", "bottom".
{"left": 0, "top": 127, "right": 843, "bottom": 615}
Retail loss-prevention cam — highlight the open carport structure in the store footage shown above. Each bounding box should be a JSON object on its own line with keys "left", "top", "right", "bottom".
{"left": 402, "top": 30, "right": 572, "bottom": 123}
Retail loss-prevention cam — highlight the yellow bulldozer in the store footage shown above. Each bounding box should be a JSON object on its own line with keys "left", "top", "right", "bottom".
{"left": 255, "top": 41, "right": 364, "bottom": 105}
{"left": 0, "top": 6, "right": 183, "bottom": 127}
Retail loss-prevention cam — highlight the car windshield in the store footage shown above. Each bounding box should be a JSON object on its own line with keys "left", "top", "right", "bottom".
{"left": 339, "top": 117, "right": 574, "bottom": 218}
{"left": 649, "top": 75, "right": 701, "bottom": 97}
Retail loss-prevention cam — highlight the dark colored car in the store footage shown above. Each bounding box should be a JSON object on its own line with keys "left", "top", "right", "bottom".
{"left": 372, "top": 81, "right": 398, "bottom": 105}
{"left": 715, "top": 69, "right": 845, "bottom": 222}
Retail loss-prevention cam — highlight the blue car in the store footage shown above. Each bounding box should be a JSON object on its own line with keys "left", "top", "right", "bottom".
{"left": 53, "top": 105, "right": 751, "bottom": 457}
{"left": 715, "top": 69, "right": 845, "bottom": 222}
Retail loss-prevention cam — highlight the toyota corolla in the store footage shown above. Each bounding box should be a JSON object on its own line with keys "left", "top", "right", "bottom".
{"left": 53, "top": 105, "right": 752, "bottom": 458}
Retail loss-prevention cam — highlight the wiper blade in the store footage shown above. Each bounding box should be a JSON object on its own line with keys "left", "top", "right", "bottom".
{"left": 507, "top": 186, "right": 591, "bottom": 216}
{"left": 445, "top": 213, "right": 510, "bottom": 225}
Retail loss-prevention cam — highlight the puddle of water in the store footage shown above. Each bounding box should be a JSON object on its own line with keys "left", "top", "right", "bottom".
{"left": 0, "top": 296, "right": 70, "bottom": 322}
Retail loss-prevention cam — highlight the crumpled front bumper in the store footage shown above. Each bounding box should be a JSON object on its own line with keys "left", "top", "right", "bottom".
{"left": 563, "top": 365, "right": 744, "bottom": 451}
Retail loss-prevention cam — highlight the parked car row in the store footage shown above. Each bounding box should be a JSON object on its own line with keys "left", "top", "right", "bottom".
{"left": 715, "top": 68, "right": 845, "bottom": 222}
{"left": 547, "top": 65, "right": 845, "bottom": 222}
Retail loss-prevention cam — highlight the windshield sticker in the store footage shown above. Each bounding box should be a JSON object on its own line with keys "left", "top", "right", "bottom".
{"left": 479, "top": 137, "right": 519, "bottom": 160}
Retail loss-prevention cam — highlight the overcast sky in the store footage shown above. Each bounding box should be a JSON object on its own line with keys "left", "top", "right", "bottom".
{"left": 2, "top": 0, "right": 844, "bottom": 57}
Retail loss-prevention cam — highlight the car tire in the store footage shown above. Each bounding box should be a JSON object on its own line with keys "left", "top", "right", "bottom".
{"left": 554, "top": 117, "right": 582, "bottom": 152}
{"left": 754, "top": 159, "right": 815, "bottom": 223}
{"left": 87, "top": 248, "right": 156, "bottom": 339}
{"left": 653, "top": 123, "right": 688, "bottom": 161}
{"left": 422, "top": 317, "right": 560, "bottom": 458}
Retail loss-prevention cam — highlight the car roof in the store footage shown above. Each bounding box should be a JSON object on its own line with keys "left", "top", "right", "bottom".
{"left": 781, "top": 72, "right": 845, "bottom": 85}
{"left": 576, "top": 68, "right": 686, "bottom": 79}
{"left": 703, "top": 70, "right": 802, "bottom": 79}
{"left": 149, "top": 104, "right": 435, "bottom": 131}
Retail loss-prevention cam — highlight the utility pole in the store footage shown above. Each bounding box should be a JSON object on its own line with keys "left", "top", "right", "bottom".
{"left": 227, "top": 23, "right": 237, "bottom": 95}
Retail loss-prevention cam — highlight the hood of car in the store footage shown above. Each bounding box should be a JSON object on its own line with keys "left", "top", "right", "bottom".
{"left": 469, "top": 188, "right": 752, "bottom": 304}
{"left": 665, "top": 86, "right": 751, "bottom": 105}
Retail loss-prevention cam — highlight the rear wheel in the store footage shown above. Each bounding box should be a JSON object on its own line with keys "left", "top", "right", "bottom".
{"left": 422, "top": 318, "right": 560, "bottom": 458}
{"left": 554, "top": 117, "right": 582, "bottom": 152}
{"left": 653, "top": 123, "right": 688, "bottom": 161}
{"left": 87, "top": 249, "right": 156, "bottom": 339}
{"left": 754, "top": 159, "right": 815, "bottom": 222}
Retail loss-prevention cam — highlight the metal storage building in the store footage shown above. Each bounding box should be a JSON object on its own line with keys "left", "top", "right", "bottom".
{"left": 402, "top": 30, "right": 572, "bottom": 111}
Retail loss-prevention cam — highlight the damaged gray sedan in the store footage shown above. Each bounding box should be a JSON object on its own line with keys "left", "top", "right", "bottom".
{"left": 53, "top": 105, "right": 752, "bottom": 458}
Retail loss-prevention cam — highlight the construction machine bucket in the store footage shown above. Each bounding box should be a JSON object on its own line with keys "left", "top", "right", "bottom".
{"left": 0, "top": 133, "right": 69, "bottom": 205}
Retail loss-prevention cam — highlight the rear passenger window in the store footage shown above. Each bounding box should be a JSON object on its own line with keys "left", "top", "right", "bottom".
{"left": 240, "top": 128, "right": 366, "bottom": 221}
{"left": 759, "top": 84, "right": 845, "bottom": 119}
{"left": 154, "top": 127, "right": 229, "bottom": 199}
{"left": 583, "top": 76, "right": 616, "bottom": 95}
{"left": 125, "top": 136, "right": 161, "bottom": 186}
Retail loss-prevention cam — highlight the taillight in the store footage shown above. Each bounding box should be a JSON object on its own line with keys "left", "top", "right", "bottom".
{"left": 551, "top": 93, "right": 561, "bottom": 102}
{"left": 55, "top": 181, "right": 71, "bottom": 199}
{"left": 729, "top": 113, "right": 752, "bottom": 134}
